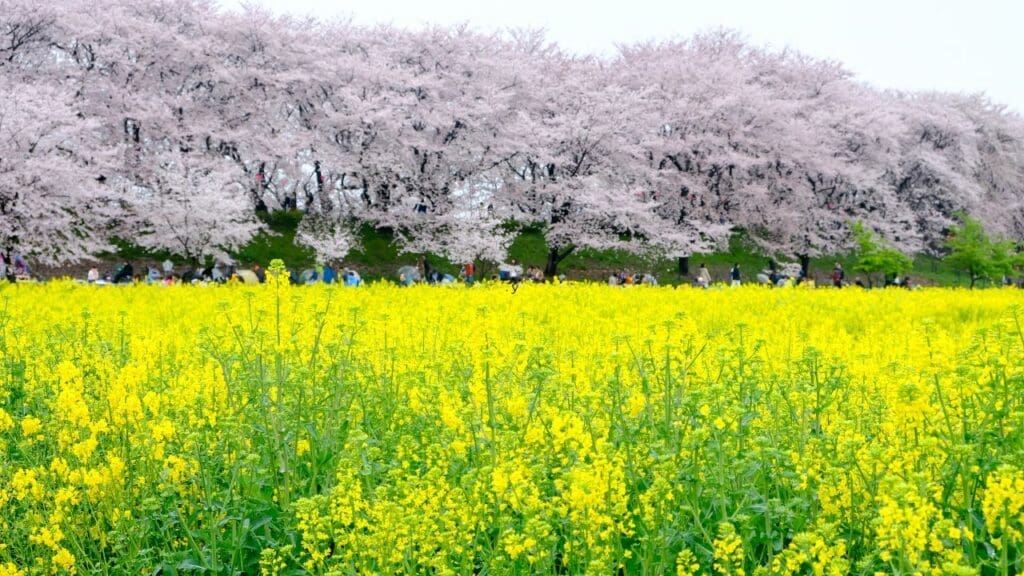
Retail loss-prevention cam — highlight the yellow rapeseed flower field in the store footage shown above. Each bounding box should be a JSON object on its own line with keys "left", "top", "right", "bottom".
{"left": 2, "top": 277, "right": 1024, "bottom": 575}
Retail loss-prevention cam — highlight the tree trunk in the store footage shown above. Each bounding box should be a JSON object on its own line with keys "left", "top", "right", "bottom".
{"left": 252, "top": 162, "right": 269, "bottom": 213}
{"left": 1, "top": 247, "right": 11, "bottom": 283}
{"left": 677, "top": 256, "right": 690, "bottom": 276}
{"left": 545, "top": 245, "right": 575, "bottom": 278}
{"left": 545, "top": 249, "right": 559, "bottom": 278}
{"left": 309, "top": 160, "right": 323, "bottom": 209}
{"left": 798, "top": 254, "right": 810, "bottom": 278}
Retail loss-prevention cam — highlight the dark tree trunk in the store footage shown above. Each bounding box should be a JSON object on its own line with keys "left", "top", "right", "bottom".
{"left": 253, "top": 162, "right": 268, "bottom": 213}
{"left": 545, "top": 245, "right": 575, "bottom": 278}
{"left": 545, "top": 250, "right": 557, "bottom": 278}
{"left": 314, "top": 161, "right": 324, "bottom": 193}
{"left": 678, "top": 256, "right": 690, "bottom": 276}
{"left": 1, "top": 247, "right": 12, "bottom": 282}
{"left": 309, "top": 160, "right": 323, "bottom": 209}
{"left": 798, "top": 254, "right": 810, "bottom": 278}
{"left": 360, "top": 177, "right": 371, "bottom": 207}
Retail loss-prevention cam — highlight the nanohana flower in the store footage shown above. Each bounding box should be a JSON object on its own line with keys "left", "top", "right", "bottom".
{"left": 0, "top": 282, "right": 1021, "bottom": 575}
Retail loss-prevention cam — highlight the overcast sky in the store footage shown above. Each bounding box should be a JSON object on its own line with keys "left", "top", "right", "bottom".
{"left": 222, "top": 0, "right": 1024, "bottom": 112}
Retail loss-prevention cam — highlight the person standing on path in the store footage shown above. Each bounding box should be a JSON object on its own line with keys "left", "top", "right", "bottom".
{"left": 832, "top": 263, "right": 844, "bottom": 288}
{"left": 697, "top": 263, "right": 712, "bottom": 288}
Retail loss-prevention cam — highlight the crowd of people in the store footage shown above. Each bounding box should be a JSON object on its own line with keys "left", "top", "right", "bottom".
{"left": 0, "top": 253, "right": 925, "bottom": 290}
{"left": 0, "top": 253, "right": 32, "bottom": 282}
{"left": 0, "top": 253, "right": 983, "bottom": 291}
{"left": 400, "top": 257, "right": 561, "bottom": 286}
{"left": 76, "top": 259, "right": 366, "bottom": 287}
{"left": 683, "top": 261, "right": 917, "bottom": 289}
{"left": 608, "top": 271, "right": 659, "bottom": 286}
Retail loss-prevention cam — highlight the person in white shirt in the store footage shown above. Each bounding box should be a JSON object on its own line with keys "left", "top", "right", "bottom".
{"left": 697, "top": 263, "right": 711, "bottom": 288}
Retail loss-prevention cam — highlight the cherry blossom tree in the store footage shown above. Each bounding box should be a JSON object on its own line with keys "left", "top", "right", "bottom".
{"left": 617, "top": 34, "right": 776, "bottom": 270}
{"left": 492, "top": 45, "right": 687, "bottom": 277}
{"left": 44, "top": 0, "right": 264, "bottom": 261}
{"left": 0, "top": 0, "right": 55, "bottom": 68}
{"left": 0, "top": 83, "right": 118, "bottom": 265}
{"left": 4, "top": 0, "right": 1024, "bottom": 270}
{"left": 617, "top": 33, "right": 939, "bottom": 267}
{"left": 326, "top": 26, "right": 525, "bottom": 259}
{"left": 392, "top": 178, "right": 513, "bottom": 265}
{"left": 0, "top": 4, "right": 120, "bottom": 266}
{"left": 734, "top": 52, "right": 918, "bottom": 262}
{"left": 119, "top": 153, "right": 261, "bottom": 262}
{"left": 295, "top": 214, "right": 359, "bottom": 264}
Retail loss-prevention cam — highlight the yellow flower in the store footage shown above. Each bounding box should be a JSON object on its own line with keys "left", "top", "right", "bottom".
{"left": 676, "top": 549, "right": 700, "bottom": 576}
{"left": 20, "top": 415, "right": 42, "bottom": 437}
{"left": 52, "top": 547, "right": 76, "bottom": 574}
{"left": 1, "top": 281, "right": 1024, "bottom": 574}
{"left": 0, "top": 409, "right": 14, "bottom": 433}
{"left": 0, "top": 562, "right": 26, "bottom": 576}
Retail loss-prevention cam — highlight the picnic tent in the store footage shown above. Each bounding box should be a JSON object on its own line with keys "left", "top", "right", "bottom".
{"left": 236, "top": 270, "right": 260, "bottom": 285}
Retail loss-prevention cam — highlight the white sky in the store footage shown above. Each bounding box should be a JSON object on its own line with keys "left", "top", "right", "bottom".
{"left": 222, "top": 0, "right": 1024, "bottom": 113}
